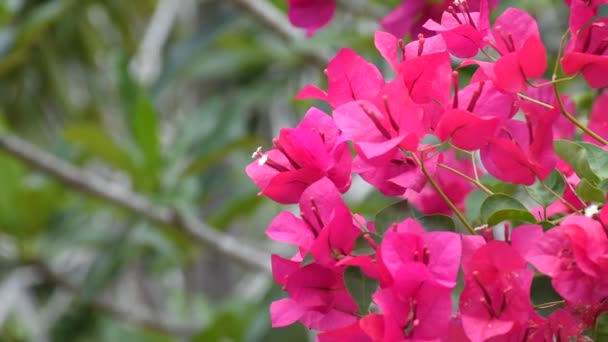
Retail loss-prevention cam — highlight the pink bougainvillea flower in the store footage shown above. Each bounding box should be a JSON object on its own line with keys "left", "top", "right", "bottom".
{"left": 380, "top": 217, "right": 462, "bottom": 288}
{"left": 486, "top": 8, "right": 547, "bottom": 92}
{"left": 585, "top": 91, "right": 608, "bottom": 143}
{"left": 380, "top": 0, "right": 499, "bottom": 39}
{"left": 561, "top": 216, "right": 608, "bottom": 282}
{"left": 435, "top": 108, "right": 500, "bottom": 150}
{"left": 296, "top": 48, "right": 384, "bottom": 109}
{"left": 479, "top": 104, "right": 556, "bottom": 185}
{"left": 398, "top": 50, "right": 452, "bottom": 104}
{"left": 460, "top": 241, "right": 535, "bottom": 341}
{"left": 372, "top": 262, "right": 453, "bottom": 340}
{"left": 285, "top": 0, "right": 336, "bottom": 36}
{"left": 309, "top": 202, "right": 362, "bottom": 267}
{"left": 526, "top": 217, "right": 608, "bottom": 305}
{"left": 267, "top": 177, "right": 359, "bottom": 262}
{"left": 352, "top": 151, "right": 427, "bottom": 197}
{"left": 562, "top": 15, "right": 608, "bottom": 88}
{"left": 423, "top": 0, "right": 490, "bottom": 58}
{"left": 567, "top": 0, "right": 608, "bottom": 34}
{"left": 270, "top": 255, "right": 358, "bottom": 331}
{"left": 457, "top": 80, "right": 519, "bottom": 120}
{"left": 246, "top": 107, "right": 351, "bottom": 203}
{"left": 317, "top": 321, "right": 372, "bottom": 342}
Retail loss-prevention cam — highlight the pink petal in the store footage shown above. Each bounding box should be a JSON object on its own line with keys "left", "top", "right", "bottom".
{"left": 270, "top": 298, "right": 305, "bottom": 327}
{"left": 436, "top": 109, "right": 499, "bottom": 150}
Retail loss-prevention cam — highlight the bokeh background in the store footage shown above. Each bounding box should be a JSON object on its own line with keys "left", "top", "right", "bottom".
{"left": 0, "top": 0, "right": 569, "bottom": 341}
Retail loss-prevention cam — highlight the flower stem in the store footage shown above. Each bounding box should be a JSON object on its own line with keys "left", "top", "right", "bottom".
{"left": 438, "top": 163, "right": 494, "bottom": 195}
{"left": 517, "top": 93, "right": 554, "bottom": 109}
{"left": 414, "top": 153, "right": 476, "bottom": 234}
{"left": 553, "top": 83, "right": 608, "bottom": 145}
{"left": 549, "top": 29, "right": 608, "bottom": 145}
{"left": 533, "top": 300, "right": 564, "bottom": 309}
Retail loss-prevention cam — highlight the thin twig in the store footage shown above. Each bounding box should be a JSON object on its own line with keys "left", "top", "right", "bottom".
{"left": 438, "top": 163, "right": 493, "bottom": 195}
{"left": 414, "top": 153, "right": 476, "bottom": 234}
{"left": 553, "top": 83, "right": 608, "bottom": 145}
{"left": 540, "top": 180, "right": 579, "bottom": 212}
{"left": 0, "top": 132, "right": 271, "bottom": 274}
{"left": 517, "top": 93, "right": 554, "bottom": 109}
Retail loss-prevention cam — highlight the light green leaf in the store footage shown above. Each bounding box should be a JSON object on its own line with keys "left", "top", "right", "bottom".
{"left": 64, "top": 123, "right": 137, "bottom": 172}
{"left": 576, "top": 178, "right": 605, "bottom": 203}
{"left": 480, "top": 194, "right": 536, "bottom": 225}
{"left": 579, "top": 142, "right": 608, "bottom": 179}
{"left": 554, "top": 140, "right": 600, "bottom": 184}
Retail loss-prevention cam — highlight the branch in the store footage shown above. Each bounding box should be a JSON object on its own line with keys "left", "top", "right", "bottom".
{"left": 0, "top": 132, "right": 271, "bottom": 274}
{"left": 32, "top": 261, "right": 200, "bottom": 338}
{"left": 130, "top": 0, "right": 180, "bottom": 84}
{"left": 232, "top": 0, "right": 329, "bottom": 67}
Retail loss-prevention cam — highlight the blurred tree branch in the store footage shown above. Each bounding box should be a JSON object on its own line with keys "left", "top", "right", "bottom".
{"left": 131, "top": 0, "right": 181, "bottom": 85}
{"left": 232, "top": 0, "right": 329, "bottom": 67}
{"left": 30, "top": 261, "right": 200, "bottom": 338}
{"left": 0, "top": 132, "right": 271, "bottom": 274}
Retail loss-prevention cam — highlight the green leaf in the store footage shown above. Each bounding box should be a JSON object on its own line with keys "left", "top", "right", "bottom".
{"left": 417, "top": 214, "right": 455, "bottom": 232}
{"left": 184, "top": 135, "right": 263, "bottom": 175}
{"left": 480, "top": 194, "right": 536, "bottom": 225}
{"left": 352, "top": 233, "right": 381, "bottom": 256}
{"left": 118, "top": 61, "right": 161, "bottom": 170}
{"left": 530, "top": 274, "right": 563, "bottom": 317}
{"left": 344, "top": 266, "right": 379, "bottom": 315}
{"left": 525, "top": 170, "right": 566, "bottom": 207}
{"left": 64, "top": 123, "right": 137, "bottom": 172}
{"left": 373, "top": 200, "right": 417, "bottom": 236}
{"left": 487, "top": 209, "right": 537, "bottom": 226}
{"left": 78, "top": 223, "right": 135, "bottom": 302}
{"left": 208, "top": 191, "right": 264, "bottom": 230}
{"left": 579, "top": 142, "right": 608, "bottom": 179}
{"left": 576, "top": 178, "right": 605, "bottom": 203}
{"left": 554, "top": 140, "right": 600, "bottom": 184}
{"left": 193, "top": 311, "right": 251, "bottom": 342}
{"left": 595, "top": 312, "right": 608, "bottom": 341}
{"left": 465, "top": 190, "right": 489, "bottom": 223}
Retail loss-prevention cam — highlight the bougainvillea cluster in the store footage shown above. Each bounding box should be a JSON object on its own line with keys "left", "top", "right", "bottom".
{"left": 247, "top": 0, "right": 608, "bottom": 340}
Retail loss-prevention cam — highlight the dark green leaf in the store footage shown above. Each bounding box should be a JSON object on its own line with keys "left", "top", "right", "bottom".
{"left": 531, "top": 274, "right": 563, "bottom": 317}
{"left": 344, "top": 266, "right": 378, "bottom": 315}
{"left": 417, "top": 214, "right": 455, "bottom": 232}
{"left": 554, "top": 140, "right": 600, "bottom": 184}
{"left": 576, "top": 178, "right": 605, "bottom": 203}
{"left": 487, "top": 209, "right": 537, "bottom": 226}
{"left": 352, "top": 233, "right": 381, "bottom": 256}
{"left": 539, "top": 220, "right": 556, "bottom": 230}
{"left": 595, "top": 312, "right": 608, "bottom": 341}
{"left": 118, "top": 61, "right": 161, "bottom": 170}
{"left": 374, "top": 200, "right": 418, "bottom": 236}
{"left": 480, "top": 194, "right": 529, "bottom": 222}
{"left": 579, "top": 142, "right": 608, "bottom": 179}
{"left": 525, "top": 170, "right": 566, "bottom": 207}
